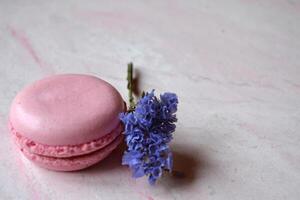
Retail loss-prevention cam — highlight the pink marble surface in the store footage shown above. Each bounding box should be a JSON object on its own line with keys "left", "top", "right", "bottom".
{"left": 0, "top": 0, "right": 300, "bottom": 199}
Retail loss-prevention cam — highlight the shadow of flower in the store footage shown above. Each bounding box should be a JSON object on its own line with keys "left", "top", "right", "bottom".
{"left": 160, "top": 144, "right": 211, "bottom": 188}
{"left": 132, "top": 67, "right": 142, "bottom": 97}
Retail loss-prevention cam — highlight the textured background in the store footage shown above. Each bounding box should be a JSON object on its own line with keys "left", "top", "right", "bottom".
{"left": 0, "top": 0, "right": 300, "bottom": 199}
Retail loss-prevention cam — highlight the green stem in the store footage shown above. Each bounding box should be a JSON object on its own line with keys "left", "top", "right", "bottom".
{"left": 127, "top": 62, "right": 135, "bottom": 111}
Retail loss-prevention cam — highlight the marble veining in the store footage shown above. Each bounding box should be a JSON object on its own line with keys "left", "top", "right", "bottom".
{"left": 0, "top": 0, "right": 299, "bottom": 199}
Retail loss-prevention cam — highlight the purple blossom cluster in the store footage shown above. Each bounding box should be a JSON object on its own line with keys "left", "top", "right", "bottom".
{"left": 120, "top": 90, "right": 178, "bottom": 185}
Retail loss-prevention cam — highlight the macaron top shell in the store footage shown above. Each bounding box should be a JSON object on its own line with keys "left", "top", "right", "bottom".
{"left": 9, "top": 74, "right": 124, "bottom": 146}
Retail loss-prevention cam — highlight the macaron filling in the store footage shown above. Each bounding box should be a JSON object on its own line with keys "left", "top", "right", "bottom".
{"left": 9, "top": 122, "right": 123, "bottom": 158}
{"left": 21, "top": 135, "right": 123, "bottom": 171}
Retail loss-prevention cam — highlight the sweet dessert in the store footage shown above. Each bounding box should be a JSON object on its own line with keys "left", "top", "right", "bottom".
{"left": 8, "top": 74, "right": 124, "bottom": 171}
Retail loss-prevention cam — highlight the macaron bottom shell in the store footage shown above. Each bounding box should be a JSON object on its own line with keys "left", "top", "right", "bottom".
{"left": 20, "top": 135, "right": 123, "bottom": 171}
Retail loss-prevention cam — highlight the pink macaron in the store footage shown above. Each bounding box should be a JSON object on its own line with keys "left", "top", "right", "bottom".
{"left": 8, "top": 74, "right": 125, "bottom": 171}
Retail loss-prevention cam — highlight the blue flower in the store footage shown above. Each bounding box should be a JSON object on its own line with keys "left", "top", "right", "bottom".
{"left": 120, "top": 90, "right": 178, "bottom": 185}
